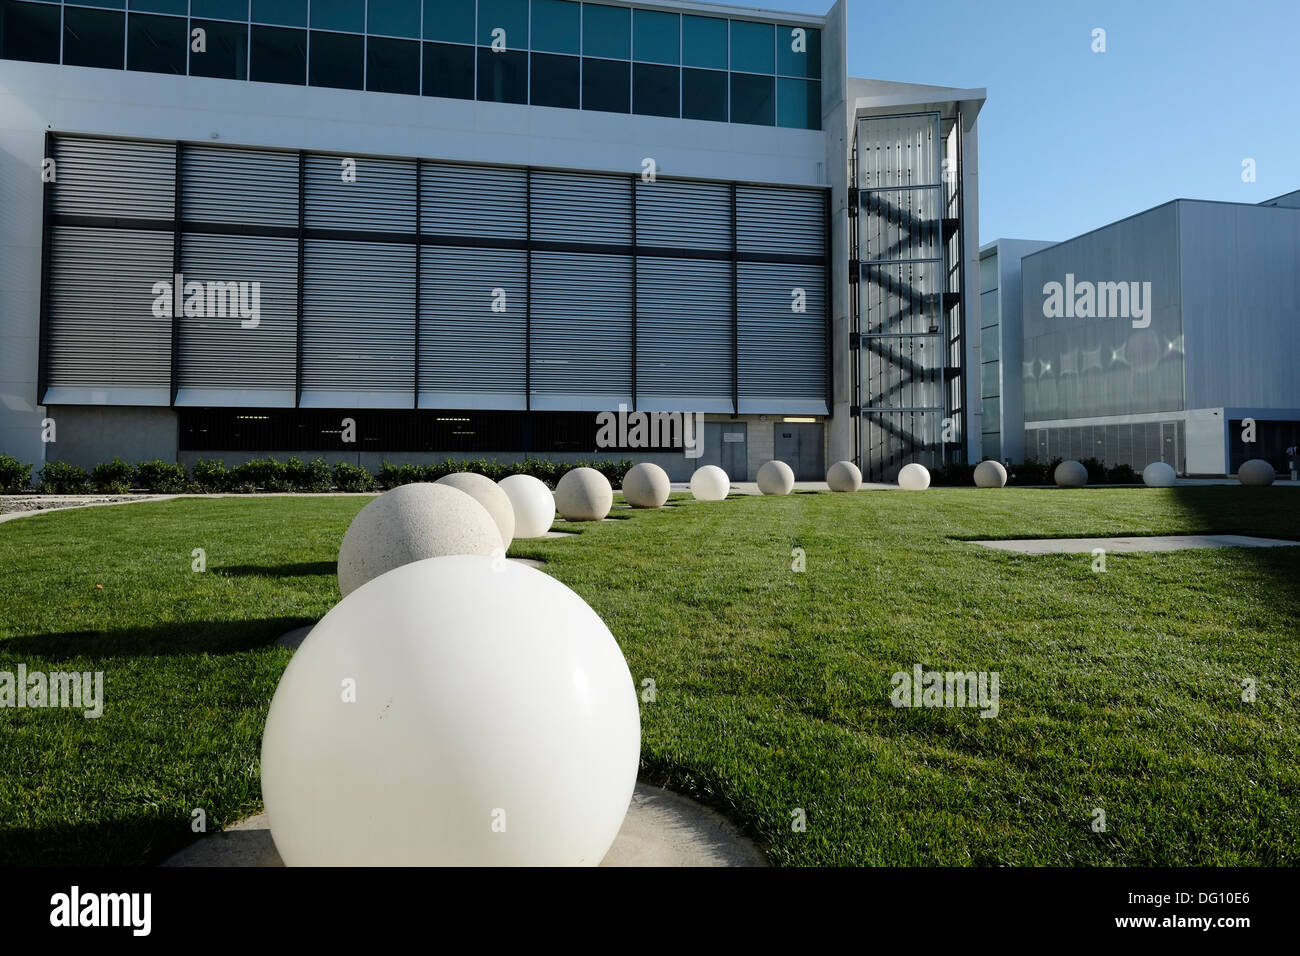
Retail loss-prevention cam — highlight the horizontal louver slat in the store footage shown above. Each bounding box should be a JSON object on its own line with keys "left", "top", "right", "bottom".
{"left": 305, "top": 155, "right": 416, "bottom": 233}
{"left": 421, "top": 163, "right": 527, "bottom": 239}
{"left": 52, "top": 138, "right": 175, "bottom": 219}
{"left": 530, "top": 171, "right": 631, "bottom": 245}
{"left": 183, "top": 146, "right": 299, "bottom": 227}
{"left": 636, "top": 257, "right": 732, "bottom": 400}
{"left": 635, "top": 179, "right": 731, "bottom": 251}
{"left": 736, "top": 186, "right": 825, "bottom": 255}
{"left": 530, "top": 251, "right": 632, "bottom": 403}
{"left": 738, "top": 261, "right": 826, "bottom": 402}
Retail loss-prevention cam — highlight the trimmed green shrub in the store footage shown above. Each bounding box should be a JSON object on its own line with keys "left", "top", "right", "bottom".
{"left": 284, "top": 457, "right": 333, "bottom": 492}
{"left": 39, "top": 461, "right": 92, "bottom": 494}
{"left": 229, "top": 458, "right": 291, "bottom": 492}
{"left": 0, "top": 454, "right": 33, "bottom": 493}
{"left": 376, "top": 462, "right": 424, "bottom": 490}
{"left": 135, "top": 460, "right": 188, "bottom": 493}
{"left": 191, "top": 459, "right": 230, "bottom": 492}
{"left": 91, "top": 457, "right": 135, "bottom": 493}
{"left": 332, "top": 462, "right": 376, "bottom": 492}
{"left": 930, "top": 462, "right": 977, "bottom": 487}
{"left": 1106, "top": 463, "right": 1139, "bottom": 484}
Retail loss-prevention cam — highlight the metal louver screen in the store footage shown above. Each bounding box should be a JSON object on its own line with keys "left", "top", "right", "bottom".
{"left": 183, "top": 146, "right": 299, "bottom": 227}
{"left": 305, "top": 155, "right": 417, "bottom": 232}
{"left": 52, "top": 137, "right": 175, "bottom": 219}
{"left": 530, "top": 172, "right": 631, "bottom": 245}
{"left": 422, "top": 163, "right": 527, "bottom": 239}
{"left": 737, "top": 261, "right": 826, "bottom": 412}
{"left": 635, "top": 179, "right": 731, "bottom": 251}
{"left": 636, "top": 256, "right": 732, "bottom": 410}
{"left": 736, "top": 187, "right": 825, "bottom": 255}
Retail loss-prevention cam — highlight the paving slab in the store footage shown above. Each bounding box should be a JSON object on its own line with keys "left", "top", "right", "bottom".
{"left": 970, "top": 534, "right": 1300, "bottom": 554}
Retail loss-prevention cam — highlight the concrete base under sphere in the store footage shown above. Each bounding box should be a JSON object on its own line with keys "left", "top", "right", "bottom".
{"left": 826, "top": 460, "right": 862, "bottom": 492}
{"left": 756, "top": 460, "right": 795, "bottom": 495}
{"left": 622, "top": 462, "right": 671, "bottom": 508}
{"left": 973, "top": 460, "right": 1008, "bottom": 488}
{"left": 1054, "top": 460, "right": 1089, "bottom": 488}
{"left": 555, "top": 467, "right": 614, "bottom": 521}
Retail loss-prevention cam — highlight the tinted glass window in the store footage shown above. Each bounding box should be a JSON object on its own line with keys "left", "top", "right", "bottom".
{"left": 776, "top": 77, "right": 819, "bottom": 130}
{"left": 681, "top": 67, "right": 725, "bottom": 122}
{"left": 632, "top": 62, "right": 677, "bottom": 118}
{"left": 252, "top": 0, "right": 306, "bottom": 27}
{"left": 128, "top": 13, "right": 188, "bottom": 74}
{"left": 190, "top": 18, "right": 249, "bottom": 79}
{"left": 729, "top": 20, "right": 773, "bottom": 74}
{"left": 530, "top": 52, "right": 578, "bottom": 109}
{"left": 730, "top": 72, "right": 773, "bottom": 125}
{"left": 368, "top": 0, "right": 419, "bottom": 38}
{"left": 0, "top": 1, "right": 61, "bottom": 65}
{"left": 633, "top": 9, "right": 677, "bottom": 65}
{"left": 249, "top": 24, "right": 305, "bottom": 83}
{"left": 130, "top": 0, "right": 187, "bottom": 14}
{"left": 64, "top": 7, "right": 126, "bottom": 69}
{"left": 582, "top": 3, "right": 627, "bottom": 60}
{"left": 423, "top": 40, "right": 473, "bottom": 99}
{"left": 681, "top": 14, "right": 725, "bottom": 69}
{"left": 477, "top": 47, "right": 527, "bottom": 103}
{"left": 310, "top": 0, "right": 363, "bottom": 33}
{"left": 581, "top": 56, "right": 628, "bottom": 112}
{"left": 424, "top": 0, "right": 473, "bottom": 43}
{"left": 65, "top": 0, "right": 125, "bottom": 8}
{"left": 309, "top": 29, "right": 362, "bottom": 89}
{"left": 192, "top": 1, "right": 250, "bottom": 20}
{"left": 367, "top": 35, "right": 418, "bottom": 94}
{"left": 478, "top": 0, "right": 527, "bottom": 49}
{"left": 531, "top": 0, "right": 578, "bottom": 55}
{"left": 776, "top": 25, "right": 819, "bottom": 78}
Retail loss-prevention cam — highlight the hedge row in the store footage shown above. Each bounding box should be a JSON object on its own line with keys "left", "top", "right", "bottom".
{"left": 929, "top": 457, "right": 1141, "bottom": 486}
{"left": 0, "top": 454, "right": 634, "bottom": 495}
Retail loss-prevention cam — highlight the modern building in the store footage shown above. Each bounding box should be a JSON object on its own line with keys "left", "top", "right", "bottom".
{"left": 0, "top": 0, "right": 983, "bottom": 483}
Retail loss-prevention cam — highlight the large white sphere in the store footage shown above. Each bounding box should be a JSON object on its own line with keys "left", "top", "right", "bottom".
{"left": 497, "top": 474, "right": 555, "bottom": 538}
{"left": 261, "top": 555, "right": 640, "bottom": 866}
{"left": 1054, "top": 460, "right": 1089, "bottom": 488}
{"left": 554, "top": 467, "right": 613, "bottom": 521}
{"left": 621, "top": 462, "right": 671, "bottom": 509}
{"left": 973, "top": 460, "right": 1008, "bottom": 488}
{"left": 756, "top": 460, "right": 795, "bottom": 495}
{"left": 435, "top": 472, "right": 515, "bottom": 550}
{"left": 1142, "top": 462, "right": 1177, "bottom": 487}
{"left": 689, "top": 465, "right": 729, "bottom": 501}
{"left": 897, "top": 463, "right": 930, "bottom": 491}
{"left": 826, "top": 460, "right": 862, "bottom": 492}
{"left": 1238, "top": 459, "right": 1276, "bottom": 486}
{"left": 337, "top": 483, "right": 500, "bottom": 597}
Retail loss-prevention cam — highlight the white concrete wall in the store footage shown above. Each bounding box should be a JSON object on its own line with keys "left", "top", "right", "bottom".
{"left": 1184, "top": 407, "right": 1227, "bottom": 476}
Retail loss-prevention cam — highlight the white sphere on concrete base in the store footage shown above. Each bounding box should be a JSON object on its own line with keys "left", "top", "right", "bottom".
{"left": 261, "top": 555, "right": 640, "bottom": 866}
{"left": 689, "top": 465, "right": 729, "bottom": 501}
{"left": 622, "top": 462, "right": 671, "bottom": 508}
{"left": 897, "top": 462, "right": 930, "bottom": 491}
{"left": 435, "top": 472, "right": 515, "bottom": 550}
{"left": 496, "top": 474, "right": 555, "bottom": 538}
{"left": 1142, "top": 462, "right": 1177, "bottom": 487}
{"left": 1238, "top": 459, "right": 1276, "bottom": 486}
{"left": 826, "top": 460, "right": 862, "bottom": 492}
{"left": 337, "top": 483, "right": 500, "bottom": 597}
{"left": 756, "top": 460, "right": 795, "bottom": 495}
{"left": 1054, "top": 460, "right": 1089, "bottom": 488}
{"left": 973, "top": 460, "right": 1008, "bottom": 488}
{"left": 554, "top": 467, "right": 613, "bottom": 521}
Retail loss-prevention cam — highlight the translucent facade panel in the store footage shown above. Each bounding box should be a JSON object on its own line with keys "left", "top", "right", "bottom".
{"left": 859, "top": 187, "right": 941, "bottom": 263}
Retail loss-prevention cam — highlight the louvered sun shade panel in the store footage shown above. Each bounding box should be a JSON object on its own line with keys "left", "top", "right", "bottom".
{"left": 421, "top": 163, "right": 527, "bottom": 239}
{"left": 300, "top": 241, "right": 415, "bottom": 405}
{"left": 176, "top": 234, "right": 299, "bottom": 402}
{"left": 636, "top": 257, "right": 733, "bottom": 411}
{"left": 305, "top": 155, "right": 417, "bottom": 232}
{"left": 736, "top": 186, "right": 825, "bottom": 256}
{"left": 419, "top": 247, "right": 527, "bottom": 409}
{"left": 530, "top": 172, "right": 631, "bottom": 245}
{"left": 530, "top": 252, "right": 632, "bottom": 409}
{"left": 634, "top": 179, "right": 731, "bottom": 251}
{"left": 738, "top": 262, "right": 826, "bottom": 413}
{"left": 52, "top": 138, "right": 175, "bottom": 219}
{"left": 182, "top": 146, "right": 299, "bottom": 227}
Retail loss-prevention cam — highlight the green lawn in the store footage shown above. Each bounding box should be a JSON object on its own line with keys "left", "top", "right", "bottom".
{"left": 1, "top": 487, "right": 1298, "bottom": 866}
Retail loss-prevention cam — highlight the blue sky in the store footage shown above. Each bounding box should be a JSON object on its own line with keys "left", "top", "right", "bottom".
{"left": 788, "top": 0, "right": 1299, "bottom": 243}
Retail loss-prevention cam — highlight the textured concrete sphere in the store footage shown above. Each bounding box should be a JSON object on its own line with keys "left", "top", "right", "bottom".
{"left": 497, "top": 474, "right": 555, "bottom": 538}
{"left": 337, "top": 483, "right": 500, "bottom": 598}
{"left": 1142, "top": 462, "right": 1177, "bottom": 487}
{"left": 622, "top": 462, "right": 671, "bottom": 509}
{"left": 897, "top": 462, "right": 931, "bottom": 491}
{"left": 1238, "top": 459, "right": 1276, "bottom": 487}
{"left": 261, "top": 556, "right": 640, "bottom": 866}
{"left": 554, "top": 467, "right": 613, "bottom": 521}
{"left": 973, "top": 460, "right": 1008, "bottom": 488}
{"left": 756, "top": 460, "right": 795, "bottom": 495}
{"left": 435, "top": 472, "right": 515, "bottom": 550}
{"left": 689, "top": 465, "right": 729, "bottom": 501}
{"left": 826, "top": 460, "right": 862, "bottom": 492}
{"left": 1054, "top": 460, "right": 1089, "bottom": 488}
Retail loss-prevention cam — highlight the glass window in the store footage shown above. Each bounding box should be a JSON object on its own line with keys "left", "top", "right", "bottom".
{"left": 192, "top": 1, "right": 250, "bottom": 20}
{"left": 477, "top": 47, "right": 527, "bottom": 103}
{"left": 309, "top": 0, "right": 362, "bottom": 33}
{"left": 368, "top": 0, "right": 418, "bottom": 38}
{"left": 309, "top": 29, "right": 362, "bottom": 88}
{"left": 424, "top": 0, "right": 473, "bottom": 44}
{"left": 478, "top": 0, "right": 526, "bottom": 50}
{"left": 252, "top": 0, "right": 306, "bottom": 27}
{"left": 66, "top": 1, "right": 126, "bottom": 8}
{"left": 129, "top": 0, "right": 188, "bottom": 14}
{"left": 681, "top": 67, "right": 725, "bottom": 122}
{"left": 730, "top": 72, "right": 773, "bottom": 125}
{"left": 776, "top": 77, "right": 819, "bottom": 130}
{"left": 367, "top": 36, "right": 418, "bottom": 94}
{"left": 981, "top": 324, "right": 1000, "bottom": 363}
{"left": 423, "top": 40, "right": 473, "bottom": 99}
{"left": 776, "top": 24, "right": 819, "bottom": 78}
{"left": 531, "top": 0, "right": 578, "bottom": 55}
{"left": 633, "top": 9, "right": 677, "bottom": 65}
{"left": 128, "top": 13, "right": 187, "bottom": 74}
{"left": 581, "top": 56, "right": 628, "bottom": 112}
{"left": 681, "top": 15, "right": 725, "bottom": 69}
{"left": 64, "top": 7, "right": 125, "bottom": 69}
{"left": 632, "top": 62, "right": 677, "bottom": 118}
{"left": 0, "top": 1, "right": 61, "bottom": 65}
{"left": 249, "top": 24, "right": 305, "bottom": 83}
{"left": 530, "top": 52, "right": 578, "bottom": 109}
{"left": 190, "top": 19, "right": 249, "bottom": 79}
{"left": 729, "top": 20, "right": 773, "bottom": 74}
{"left": 582, "top": 3, "right": 627, "bottom": 60}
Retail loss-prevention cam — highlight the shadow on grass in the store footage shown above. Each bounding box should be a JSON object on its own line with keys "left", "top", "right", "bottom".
{"left": 213, "top": 561, "right": 336, "bottom": 578}
{"left": 0, "top": 814, "right": 201, "bottom": 867}
{"left": 2, "top": 616, "right": 310, "bottom": 659}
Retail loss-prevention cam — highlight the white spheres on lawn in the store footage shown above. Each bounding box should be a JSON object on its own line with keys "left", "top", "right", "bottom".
{"left": 897, "top": 462, "right": 931, "bottom": 491}
{"left": 261, "top": 555, "right": 641, "bottom": 866}
{"left": 497, "top": 474, "right": 555, "bottom": 538}
{"left": 1054, "top": 460, "right": 1089, "bottom": 488}
{"left": 621, "top": 462, "right": 671, "bottom": 508}
{"left": 337, "top": 483, "right": 500, "bottom": 597}
{"left": 1142, "top": 462, "right": 1177, "bottom": 487}
{"left": 1238, "top": 459, "right": 1276, "bottom": 487}
{"left": 554, "top": 466, "right": 613, "bottom": 521}
{"left": 973, "top": 460, "right": 1008, "bottom": 488}
{"left": 826, "top": 460, "right": 862, "bottom": 492}
{"left": 689, "top": 465, "right": 730, "bottom": 501}
{"left": 435, "top": 472, "right": 515, "bottom": 550}
{"left": 756, "top": 460, "right": 795, "bottom": 495}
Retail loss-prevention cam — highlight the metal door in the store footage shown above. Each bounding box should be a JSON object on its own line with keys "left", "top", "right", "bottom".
{"left": 774, "top": 422, "right": 824, "bottom": 480}
{"left": 702, "top": 422, "right": 747, "bottom": 480}
{"left": 1160, "top": 421, "right": 1178, "bottom": 469}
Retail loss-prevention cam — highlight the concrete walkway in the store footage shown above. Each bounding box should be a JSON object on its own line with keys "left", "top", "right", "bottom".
{"left": 970, "top": 534, "right": 1300, "bottom": 554}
